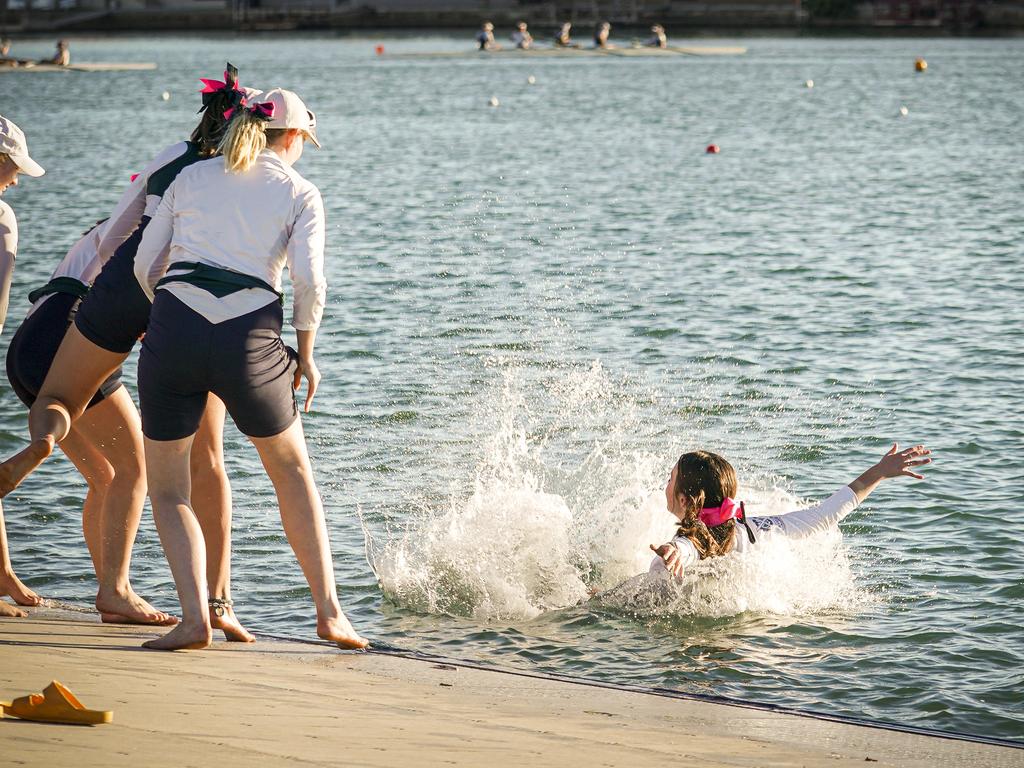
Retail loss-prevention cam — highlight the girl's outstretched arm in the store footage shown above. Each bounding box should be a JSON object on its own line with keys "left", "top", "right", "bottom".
{"left": 848, "top": 444, "right": 931, "bottom": 504}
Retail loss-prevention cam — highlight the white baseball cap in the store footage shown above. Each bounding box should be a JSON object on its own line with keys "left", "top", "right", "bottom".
{"left": 256, "top": 88, "right": 320, "bottom": 149}
{"left": 0, "top": 116, "right": 45, "bottom": 177}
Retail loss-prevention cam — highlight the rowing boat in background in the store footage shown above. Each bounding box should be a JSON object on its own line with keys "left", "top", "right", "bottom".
{"left": 383, "top": 45, "right": 746, "bottom": 60}
{"left": 0, "top": 62, "right": 157, "bottom": 73}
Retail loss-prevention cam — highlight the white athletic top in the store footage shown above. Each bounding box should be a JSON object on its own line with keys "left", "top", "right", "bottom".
{"left": 98, "top": 141, "right": 191, "bottom": 265}
{"left": 649, "top": 486, "right": 860, "bottom": 575}
{"left": 26, "top": 220, "right": 109, "bottom": 318}
{"left": 134, "top": 150, "right": 327, "bottom": 331}
{"left": 0, "top": 199, "right": 18, "bottom": 335}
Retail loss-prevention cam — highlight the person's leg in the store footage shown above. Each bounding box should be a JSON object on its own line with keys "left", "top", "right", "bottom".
{"left": 0, "top": 325, "right": 127, "bottom": 497}
{"left": 0, "top": 501, "right": 41, "bottom": 606}
{"left": 249, "top": 419, "right": 366, "bottom": 649}
{"left": 55, "top": 428, "right": 112, "bottom": 579}
{"left": 68, "top": 386, "right": 176, "bottom": 625}
{"left": 141, "top": 434, "right": 212, "bottom": 651}
{"left": 191, "top": 395, "right": 253, "bottom": 642}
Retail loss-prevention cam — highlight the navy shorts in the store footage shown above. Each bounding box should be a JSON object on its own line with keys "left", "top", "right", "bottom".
{"left": 74, "top": 218, "right": 153, "bottom": 354}
{"left": 6, "top": 293, "right": 124, "bottom": 410}
{"left": 138, "top": 292, "right": 299, "bottom": 441}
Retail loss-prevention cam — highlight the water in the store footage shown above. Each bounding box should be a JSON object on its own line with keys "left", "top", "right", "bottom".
{"left": 1, "top": 34, "right": 1022, "bottom": 741}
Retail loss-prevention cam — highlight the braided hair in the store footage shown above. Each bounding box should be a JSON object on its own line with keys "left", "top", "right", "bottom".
{"left": 672, "top": 451, "right": 738, "bottom": 560}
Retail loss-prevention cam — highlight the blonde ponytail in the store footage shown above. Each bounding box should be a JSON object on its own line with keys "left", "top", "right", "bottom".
{"left": 218, "top": 109, "right": 268, "bottom": 173}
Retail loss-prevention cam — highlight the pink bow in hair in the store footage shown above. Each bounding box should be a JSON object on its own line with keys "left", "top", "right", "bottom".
{"left": 199, "top": 70, "right": 243, "bottom": 95}
{"left": 699, "top": 498, "right": 741, "bottom": 528}
{"left": 223, "top": 100, "right": 275, "bottom": 121}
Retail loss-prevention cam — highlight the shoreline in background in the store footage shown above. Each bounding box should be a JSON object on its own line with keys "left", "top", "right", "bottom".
{"left": 0, "top": 607, "right": 1021, "bottom": 766}
{"left": 2, "top": 8, "right": 1024, "bottom": 35}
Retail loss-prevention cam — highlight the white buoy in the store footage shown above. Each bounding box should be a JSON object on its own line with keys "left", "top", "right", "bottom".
{"left": 488, "top": 96, "right": 500, "bottom": 107}
{"left": 899, "top": 105, "right": 909, "bottom": 117}
{"left": 805, "top": 79, "right": 814, "bottom": 89}
{"left": 161, "top": 91, "right": 170, "bottom": 101}
{"left": 527, "top": 75, "right": 536, "bottom": 85}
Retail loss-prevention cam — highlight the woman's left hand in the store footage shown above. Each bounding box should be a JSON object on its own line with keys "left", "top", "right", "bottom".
{"left": 874, "top": 443, "right": 932, "bottom": 480}
{"left": 650, "top": 543, "right": 685, "bottom": 577}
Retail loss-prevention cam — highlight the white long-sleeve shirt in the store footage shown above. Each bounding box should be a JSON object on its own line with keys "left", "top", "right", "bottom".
{"left": 134, "top": 150, "right": 327, "bottom": 331}
{"left": 26, "top": 219, "right": 109, "bottom": 318}
{"left": 97, "top": 141, "right": 191, "bottom": 265}
{"left": 0, "top": 199, "right": 18, "bottom": 335}
{"left": 649, "top": 486, "right": 860, "bottom": 575}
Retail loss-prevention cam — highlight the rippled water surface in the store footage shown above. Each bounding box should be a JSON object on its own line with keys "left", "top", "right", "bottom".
{"left": 2, "top": 34, "right": 1022, "bottom": 740}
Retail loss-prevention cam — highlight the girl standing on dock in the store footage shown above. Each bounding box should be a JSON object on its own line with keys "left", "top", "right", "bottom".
{"left": 0, "top": 67, "right": 256, "bottom": 639}
{"left": 0, "top": 115, "right": 44, "bottom": 618}
{"left": 132, "top": 88, "right": 367, "bottom": 651}
{"left": 5, "top": 220, "right": 176, "bottom": 626}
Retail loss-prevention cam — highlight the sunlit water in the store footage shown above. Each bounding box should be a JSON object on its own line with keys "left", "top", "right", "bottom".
{"left": 1, "top": 34, "right": 1022, "bottom": 740}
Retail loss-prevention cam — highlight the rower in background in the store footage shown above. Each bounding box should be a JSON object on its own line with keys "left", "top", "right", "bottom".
{"left": 41, "top": 40, "right": 70, "bottom": 67}
{"left": 511, "top": 21, "right": 534, "bottom": 50}
{"left": 554, "top": 22, "right": 578, "bottom": 48}
{"left": 646, "top": 24, "right": 668, "bottom": 48}
{"left": 594, "top": 22, "right": 614, "bottom": 49}
{"left": 476, "top": 21, "right": 501, "bottom": 51}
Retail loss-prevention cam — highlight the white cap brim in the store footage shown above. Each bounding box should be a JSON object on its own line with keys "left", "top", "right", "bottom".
{"left": 11, "top": 152, "right": 44, "bottom": 177}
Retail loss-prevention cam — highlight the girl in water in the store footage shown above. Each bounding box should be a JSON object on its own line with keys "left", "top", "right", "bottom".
{"left": 651, "top": 444, "right": 931, "bottom": 577}
{"left": 0, "top": 67, "right": 255, "bottom": 639}
{"left": 0, "top": 115, "right": 45, "bottom": 618}
{"left": 132, "top": 88, "right": 366, "bottom": 651}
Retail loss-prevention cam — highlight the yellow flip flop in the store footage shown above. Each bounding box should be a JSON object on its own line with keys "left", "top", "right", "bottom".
{"left": 0, "top": 681, "right": 112, "bottom": 725}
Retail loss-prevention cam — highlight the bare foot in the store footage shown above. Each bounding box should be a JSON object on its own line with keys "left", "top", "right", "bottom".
{"left": 0, "top": 600, "right": 27, "bottom": 618}
{"left": 96, "top": 588, "right": 177, "bottom": 626}
{"left": 210, "top": 604, "right": 255, "bottom": 642}
{"left": 0, "top": 439, "right": 54, "bottom": 498}
{"left": 141, "top": 622, "right": 212, "bottom": 651}
{"left": 317, "top": 615, "right": 369, "bottom": 650}
{"left": 0, "top": 571, "right": 42, "bottom": 606}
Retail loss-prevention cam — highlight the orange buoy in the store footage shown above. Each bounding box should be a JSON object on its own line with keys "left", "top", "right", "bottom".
{"left": 915, "top": 57, "right": 927, "bottom": 72}
{"left": 706, "top": 144, "right": 720, "bottom": 154}
{"left": 375, "top": 44, "right": 385, "bottom": 55}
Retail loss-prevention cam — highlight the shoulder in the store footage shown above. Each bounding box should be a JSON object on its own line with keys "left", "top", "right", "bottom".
{"left": 279, "top": 164, "right": 323, "bottom": 208}
{"left": 0, "top": 199, "right": 16, "bottom": 233}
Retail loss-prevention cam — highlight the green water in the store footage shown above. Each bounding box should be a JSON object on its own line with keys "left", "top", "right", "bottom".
{"left": 1, "top": 34, "right": 1021, "bottom": 740}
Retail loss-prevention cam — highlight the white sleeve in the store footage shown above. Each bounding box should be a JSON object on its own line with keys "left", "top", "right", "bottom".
{"left": 98, "top": 142, "right": 188, "bottom": 264}
{"left": 285, "top": 186, "right": 327, "bottom": 332}
{"left": 648, "top": 537, "right": 701, "bottom": 574}
{"left": 0, "top": 201, "right": 18, "bottom": 335}
{"left": 133, "top": 179, "right": 176, "bottom": 301}
{"left": 770, "top": 486, "right": 860, "bottom": 538}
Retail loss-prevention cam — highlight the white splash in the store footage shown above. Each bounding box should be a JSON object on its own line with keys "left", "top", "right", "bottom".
{"left": 368, "top": 361, "right": 867, "bottom": 622}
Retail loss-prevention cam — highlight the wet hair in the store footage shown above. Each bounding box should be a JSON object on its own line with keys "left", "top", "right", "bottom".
{"left": 218, "top": 108, "right": 288, "bottom": 174}
{"left": 191, "top": 65, "right": 245, "bottom": 157}
{"left": 671, "top": 451, "right": 738, "bottom": 560}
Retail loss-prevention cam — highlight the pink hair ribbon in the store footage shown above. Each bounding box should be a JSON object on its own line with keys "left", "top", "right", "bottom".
{"left": 199, "top": 68, "right": 243, "bottom": 96}
{"left": 223, "top": 101, "right": 274, "bottom": 121}
{"left": 699, "top": 497, "right": 741, "bottom": 528}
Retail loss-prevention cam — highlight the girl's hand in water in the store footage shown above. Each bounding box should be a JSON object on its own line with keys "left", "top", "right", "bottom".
{"left": 874, "top": 443, "right": 932, "bottom": 480}
{"left": 650, "top": 543, "right": 685, "bottom": 577}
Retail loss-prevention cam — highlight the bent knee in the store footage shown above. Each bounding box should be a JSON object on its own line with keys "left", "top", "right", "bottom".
{"left": 148, "top": 490, "right": 192, "bottom": 512}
